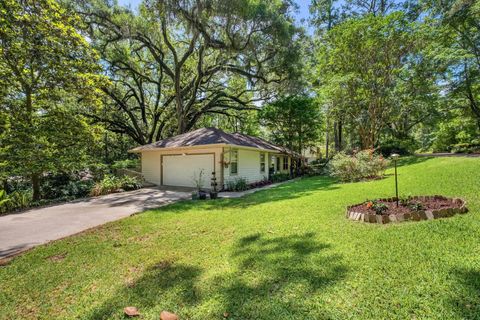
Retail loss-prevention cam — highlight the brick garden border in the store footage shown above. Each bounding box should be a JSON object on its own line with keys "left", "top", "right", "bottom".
{"left": 346, "top": 196, "right": 468, "bottom": 224}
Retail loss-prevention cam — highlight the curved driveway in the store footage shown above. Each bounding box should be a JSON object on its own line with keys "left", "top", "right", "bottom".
{"left": 0, "top": 187, "right": 190, "bottom": 259}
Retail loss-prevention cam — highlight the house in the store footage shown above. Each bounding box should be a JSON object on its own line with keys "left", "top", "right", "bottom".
{"left": 303, "top": 146, "right": 322, "bottom": 163}
{"left": 129, "top": 127, "right": 296, "bottom": 189}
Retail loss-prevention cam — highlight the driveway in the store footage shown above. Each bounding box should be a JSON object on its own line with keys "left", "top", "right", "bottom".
{"left": 0, "top": 187, "right": 191, "bottom": 260}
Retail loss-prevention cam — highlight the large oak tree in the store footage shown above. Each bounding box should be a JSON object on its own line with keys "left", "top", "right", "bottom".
{"left": 78, "top": 0, "right": 301, "bottom": 144}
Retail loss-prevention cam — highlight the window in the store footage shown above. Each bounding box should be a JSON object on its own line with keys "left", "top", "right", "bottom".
{"left": 260, "top": 153, "right": 265, "bottom": 173}
{"left": 283, "top": 156, "right": 289, "bottom": 170}
{"left": 276, "top": 157, "right": 280, "bottom": 171}
{"left": 230, "top": 149, "right": 238, "bottom": 175}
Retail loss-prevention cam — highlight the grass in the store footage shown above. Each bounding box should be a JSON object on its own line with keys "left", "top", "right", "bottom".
{"left": 1, "top": 156, "right": 480, "bottom": 319}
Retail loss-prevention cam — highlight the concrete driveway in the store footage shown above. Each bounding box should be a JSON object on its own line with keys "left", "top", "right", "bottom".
{"left": 0, "top": 187, "right": 191, "bottom": 259}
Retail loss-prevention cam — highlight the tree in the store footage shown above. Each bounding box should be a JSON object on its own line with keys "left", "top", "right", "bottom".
{"left": 259, "top": 96, "right": 322, "bottom": 155}
{"left": 315, "top": 12, "right": 432, "bottom": 149}
{"left": 427, "top": 0, "right": 480, "bottom": 129}
{"left": 0, "top": 0, "right": 103, "bottom": 200}
{"left": 78, "top": 0, "right": 301, "bottom": 144}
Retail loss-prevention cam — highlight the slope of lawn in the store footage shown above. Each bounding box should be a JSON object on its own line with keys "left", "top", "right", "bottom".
{"left": 1, "top": 157, "right": 480, "bottom": 320}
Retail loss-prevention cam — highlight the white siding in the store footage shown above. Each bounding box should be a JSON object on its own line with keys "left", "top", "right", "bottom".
{"left": 141, "top": 152, "right": 161, "bottom": 185}
{"left": 223, "top": 149, "right": 268, "bottom": 186}
{"left": 140, "top": 145, "right": 287, "bottom": 189}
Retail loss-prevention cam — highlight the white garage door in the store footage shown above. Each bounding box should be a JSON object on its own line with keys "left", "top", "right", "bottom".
{"left": 162, "top": 154, "right": 214, "bottom": 188}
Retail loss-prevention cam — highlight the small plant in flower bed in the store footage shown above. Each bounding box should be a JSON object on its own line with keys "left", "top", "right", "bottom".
{"left": 270, "top": 173, "right": 290, "bottom": 183}
{"left": 399, "top": 197, "right": 425, "bottom": 211}
{"left": 365, "top": 200, "right": 388, "bottom": 215}
{"left": 225, "top": 177, "right": 249, "bottom": 191}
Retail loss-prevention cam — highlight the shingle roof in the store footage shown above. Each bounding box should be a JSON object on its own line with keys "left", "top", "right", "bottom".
{"left": 130, "top": 127, "right": 293, "bottom": 154}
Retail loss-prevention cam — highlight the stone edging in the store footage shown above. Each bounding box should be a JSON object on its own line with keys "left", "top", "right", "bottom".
{"left": 346, "top": 195, "right": 468, "bottom": 224}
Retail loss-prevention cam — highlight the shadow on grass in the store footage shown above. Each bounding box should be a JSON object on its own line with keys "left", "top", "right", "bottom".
{"left": 86, "top": 233, "right": 347, "bottom": 319}
{"left": 86, "top": 262, "right": 202, "bottom": 319}
{"left": 161, "top": 176, "right": 339, "bottom": 213}
{"left": 213, "top": 232, "right": 348, "bottom": 319}
{"left": 395, "top": 156, "right": 433, "bottom": 168}
{"left": 449, "top": 268, "right": 480, "bottom": 319}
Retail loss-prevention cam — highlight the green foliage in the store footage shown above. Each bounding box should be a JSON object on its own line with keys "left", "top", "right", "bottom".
{"left": 366, "top": 200, "right": 389, "bottom": 215}
{"left": 80, "top": 0, "right": 301, "bottom": 141}
{"left": 0, "top": 190, "right": 33, "bottom": 214}
{"left": 111, "top": 159, "right": 140, "bottom": 170}
{"left": 450, "top": 142, "right": 480, "bottom": 154}
{"left": 377, "top": 138, "right": 415, "bottom": 157}
{"left": 399, "top": 196, "right": 425, "bottom": 211}
{"left": 329, "top": 150, "right": 388, "bottom": 182}
{"left": 315, "top": 12, "right": 439, "bottom": 149}
{"left": 90, "top": 175, "right": 141, "bottom": 196}
{"left": 40, "top": 174, "right": 94, "bottom": 200}
{"left": 259, "top": 96, "right": 322, "bottom": 153}
{"left": 429, "top": 111, "right": 480, "bottom": 152}
{"left": 0, "top": 0, "right": 105, "bottom": 200}
{"left": 0, "top": 190, "right": 9, "bottom": 208}
{"left": 270, "top": 173, "right": 291, "bottom": 183}
{"left": 225, "top": 177, "right": 249, "bottom": 191}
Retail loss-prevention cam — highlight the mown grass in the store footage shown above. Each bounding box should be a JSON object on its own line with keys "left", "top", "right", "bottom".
{"left": 1, "top": 157, "right": 480, "bottom": 319}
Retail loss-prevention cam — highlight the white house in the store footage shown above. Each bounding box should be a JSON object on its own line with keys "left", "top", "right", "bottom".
{"left": 129, "top": 127, "right": 296, "bottom": 189}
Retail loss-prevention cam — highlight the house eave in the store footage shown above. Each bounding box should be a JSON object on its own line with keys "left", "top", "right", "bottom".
{"left": 129, "top": 143, "right": 282, "bottom": 154}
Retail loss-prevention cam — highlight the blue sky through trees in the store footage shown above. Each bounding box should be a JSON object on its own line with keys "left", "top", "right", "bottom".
{"left": 117, "top": 0, "right": 312, "bottom": 31}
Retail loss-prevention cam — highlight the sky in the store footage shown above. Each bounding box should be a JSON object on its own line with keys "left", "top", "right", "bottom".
{"left": 117, "top": 0, "right": 312, "bottom": 30}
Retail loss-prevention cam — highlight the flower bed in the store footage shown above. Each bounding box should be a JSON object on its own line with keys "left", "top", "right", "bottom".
{"left": 346, "top": 196, "right": 468, "bottom": 224}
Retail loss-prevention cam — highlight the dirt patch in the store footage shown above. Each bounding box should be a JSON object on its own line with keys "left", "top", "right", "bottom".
{"left": 46, "top": 253, "right": 67, "bottom": 262}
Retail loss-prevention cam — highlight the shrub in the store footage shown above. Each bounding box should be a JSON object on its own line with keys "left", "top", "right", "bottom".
{"left": 0, "top": 190, "right": 33, "bottom": 214}
{"left": 41, "top": 173, "right": 94, "bottom": 199}
{"left": 450, "top": 141, "right": 480, "bottom": 154}
{"left": 111, "top": 159, "right": 140, "bottom": 170}
{"left": 88, "top": 163, "right": 110, "bottom": 181}
{"left": 270, "top": 173, "right": 290, "bottom": 183}
{"left": 90, "top": 175, "right": 142, "bottom": 196}
{"left": 225, "top": 177, "right": 249, "bottom": 191}
{"left": 329, "top": 150, "right": 388, "bottom": 182}
{"left": 120, "top": 175, "right": 143, "bottom": 191}
{"left": 377, "top": 138, "right": 415, "bottom": 157}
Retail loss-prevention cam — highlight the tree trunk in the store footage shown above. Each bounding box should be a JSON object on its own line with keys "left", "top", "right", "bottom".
{"left": 338, "top": 121, "right": 343, "bottom": 150}
{"left": 31, "top": 173, "right": 41, "bottom": 201}
{"left": 177, "top": 109, "right": 188, "bottom": 134}
{"left": 325, "top": 117, "right": 330, "bottom": 159}
{"left": 334, "top": 121, "right": 342, "bottom": 151}
{"left": 333, "top": 121, "right": 338, "bottom": 151}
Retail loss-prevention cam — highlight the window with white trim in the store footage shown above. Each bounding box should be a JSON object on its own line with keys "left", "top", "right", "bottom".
{"left": 230, "top": 149, "right": 238, "bottom": 175}
{"left": 283, "top": 156, "right": 289, "bottom": 170}
{"left": 260, "top": 153, "right": 265, "bottom": 173}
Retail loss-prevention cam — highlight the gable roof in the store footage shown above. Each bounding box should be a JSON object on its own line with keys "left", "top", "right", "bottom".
{"left": 130, "top": 127, "right": 293, "bottom": 154}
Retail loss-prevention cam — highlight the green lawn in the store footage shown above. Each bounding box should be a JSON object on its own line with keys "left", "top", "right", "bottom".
{"left": 1, "top": 157, "right": 480, "bottom": 320}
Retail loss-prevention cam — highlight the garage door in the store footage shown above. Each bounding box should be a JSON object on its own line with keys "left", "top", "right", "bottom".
{"left": 162, "top": 154, "right": 214, "bottom": 188}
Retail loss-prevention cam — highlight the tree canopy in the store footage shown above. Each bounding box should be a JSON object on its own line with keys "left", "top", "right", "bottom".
{"left": 0, "top": 0, "right": 104, "bottom": 199}
{"left": 77, "top": 0, "right": 302, "bottom": 144}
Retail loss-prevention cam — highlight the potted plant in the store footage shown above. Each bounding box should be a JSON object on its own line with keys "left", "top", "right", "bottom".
{"left": 191, "top": 191, "right": 199, "bottom": 200}
{"left": 210, "top": 172, "right": 218, "bottom": 199}
{"left": 192, "top": 169, "right": 207, "bottom": 200}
